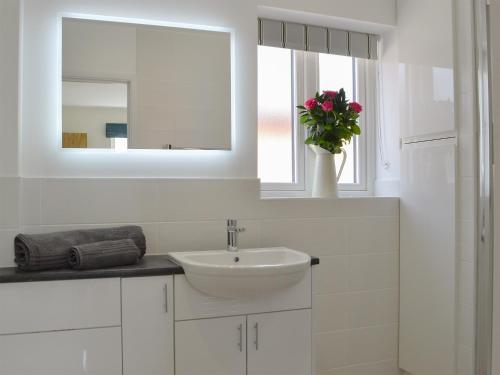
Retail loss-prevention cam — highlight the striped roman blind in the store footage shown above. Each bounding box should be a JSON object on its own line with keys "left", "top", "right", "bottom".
{"left": 258, "top": 18, "right": 379, "bottom": 60}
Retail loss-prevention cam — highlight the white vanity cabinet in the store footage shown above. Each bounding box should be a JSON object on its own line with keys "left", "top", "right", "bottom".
{"left": 0, "top": 278, "right": 123, "bottom": 375}
{"left": 0, "top": 327, "right": 122, "bottom": 375}
{"left": 0, "top": 275, "right": 175, "bottom": 375}
{"left": 121, "top": 275, "right": 174, "bottom": 375}
{"left": 247, "top": 309, "right": 311, "bottom": 375}
{"left": 175, "top": 316, "right": 247, "bottom": 375}
{"left": 174, "top": 270, "right": 313, "bottom": 375}
{"left": 0, "top": 262, "right": 314, "bottom": 375}
{"left": 175, "top": 310, "right": 311, "bottom": 375}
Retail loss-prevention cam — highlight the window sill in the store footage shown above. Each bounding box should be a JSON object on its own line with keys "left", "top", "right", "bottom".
{"left": 260, "top": 189, "right": 398, "bottom": 199}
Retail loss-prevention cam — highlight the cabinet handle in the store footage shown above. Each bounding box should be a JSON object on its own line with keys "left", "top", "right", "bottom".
{"left": 254, "top": 323, "right": 259, "bottom": 350}
{"left": 164, "top": 284, "right": 168, "bottom": 313}
{"left": 238, "top": 324, "right": 243, "bottom": 352}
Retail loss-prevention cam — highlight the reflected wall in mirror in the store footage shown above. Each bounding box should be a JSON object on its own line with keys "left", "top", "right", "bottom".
{"left": 62, "top": 80, "right": 128, "bottom": 149}
{"left": 61, "top": 18, "right": 232, "bottom": 150}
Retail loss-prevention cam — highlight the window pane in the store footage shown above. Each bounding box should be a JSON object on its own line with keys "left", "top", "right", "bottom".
{"left": 319, "top": 54, "right": 357, "bottom": 184}
{"left": 258, "top": 46, "right": 293, "bottom": 183}
{"left": 319, "top": 54, "right": 354, "bottom": 100}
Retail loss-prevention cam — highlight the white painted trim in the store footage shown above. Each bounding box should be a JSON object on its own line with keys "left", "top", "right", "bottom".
{"left": 349, "top": 57, "right": 368, "bottom": 191}
{"left": 260, "top": 189, "right": 379, "bottom": 198}
{"left": 261, "top": 49, "right": 306, "bottom": 191}
{"left": 363, "top": 59, "right": 378, "bottom": 195}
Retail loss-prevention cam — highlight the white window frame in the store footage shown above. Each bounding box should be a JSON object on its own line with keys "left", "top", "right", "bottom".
{"left": 259, "top": 48, "right": 376, "bottom": 195}
{"left": 259, "top": 51, "right": 306, "bottom": 192}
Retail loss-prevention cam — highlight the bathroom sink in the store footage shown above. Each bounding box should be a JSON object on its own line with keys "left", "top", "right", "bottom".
{"left": 168, "top": 247, "right": 310, "bottom": 298}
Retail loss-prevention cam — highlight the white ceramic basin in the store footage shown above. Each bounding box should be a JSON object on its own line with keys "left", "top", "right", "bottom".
{"left": 168, "top": 247, "right": 310, "bottom": 298}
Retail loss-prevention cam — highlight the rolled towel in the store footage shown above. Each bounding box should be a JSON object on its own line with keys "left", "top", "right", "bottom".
{"left": 68, "top": 239, "right": 141, "bottom": 270}
{"left": 15, "top": 225, "right": 146, "bottom": 271}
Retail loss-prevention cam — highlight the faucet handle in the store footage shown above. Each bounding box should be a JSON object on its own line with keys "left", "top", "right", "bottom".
{"left": 227, "top": 219, "right": 245, "bottom": 252}
{"left": 227, "top": 219, "right": 245, "bottom": 232}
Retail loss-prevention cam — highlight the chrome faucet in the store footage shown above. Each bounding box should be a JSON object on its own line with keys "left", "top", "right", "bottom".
{"left": 227, "top": 219, "right": 245, "bottom": 252}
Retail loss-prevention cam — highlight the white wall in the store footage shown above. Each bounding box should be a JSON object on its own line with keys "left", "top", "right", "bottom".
{"left": 397, "top": 0, "right": 455, "bottom": 139}
{"left": 0, "top": 0, "right": 402, "bottom": 374}
{"left": 134, "top": 26, "right": 231, "bottom": 150}
{"left": 0, "top": 0, "right": 21, "bottom": 277}
{"left": 21, "top": 0, "right": 255, "bottom": 178}
{"left": 0, "top": 0, "right": 20, "bottom": 177}
{"left": 9, "top": 178, "right": 401, "bottom": 374}
{"left": 259, "top": 0, "right": 396, "bottom": 27}
{"left": 62, "top": 81, "right": 128, "bottom": 108}
{"left": 374, "top": 0, "right": 456, "bottom": 198}
{"left": 62, "top": 106, "right": 126, "bottom": 148}
{"left": 19, "top": 0, "right": 396, "bottom": 179}
{"left": 62, "top": 18, "right": 137, "bottom": 79}
{"left": 375, "top": 28, "right": 401, "bottom": 196}
{"left": 63, "top": 19, "right": 231, "bottom": 150}
{"left": 397, "top": 0, "right": 477, "bottom": 374}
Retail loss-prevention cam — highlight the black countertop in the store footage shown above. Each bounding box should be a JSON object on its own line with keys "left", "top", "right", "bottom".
{"left": 0, "top": 255, "right": 184, "bottom": 283}
{"left": 0, "top": 255, "right": 320, "bottom": 284}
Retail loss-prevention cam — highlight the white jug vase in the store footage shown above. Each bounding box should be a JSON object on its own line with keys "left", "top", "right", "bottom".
{"left": 309, "top": 145, "right": 347, "bottom": 198}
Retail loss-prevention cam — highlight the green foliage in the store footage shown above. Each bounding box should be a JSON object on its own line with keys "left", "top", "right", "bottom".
{"left": 297, "top": 88, "right": 362, "bottom": 154}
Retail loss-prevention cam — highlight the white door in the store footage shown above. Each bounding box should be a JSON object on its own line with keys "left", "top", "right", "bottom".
{"left": 0, "top": 327, "right": 122, "bottom": 375}
{"left": 248, "top": 309, "right": 312, "bottom": 375}
{"left": 175, "top": 315, "right": 246, "bottom": 375}
{"left": 122, "top": 276, "right": 174, "bottom": 375}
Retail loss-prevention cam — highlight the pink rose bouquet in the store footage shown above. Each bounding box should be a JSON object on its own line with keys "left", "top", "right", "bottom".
{"left": 297, "top": 88, "right": 362, "bottom": 154}
{"left": 304, "top": 98, "right": 318, "bottom": 110}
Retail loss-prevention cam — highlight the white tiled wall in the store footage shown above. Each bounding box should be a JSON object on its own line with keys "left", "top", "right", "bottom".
{"left": 0, "top": 0, "right": 20, "bottom": 177}
{"left": 0, "top": 1, "right": 402, "bottom": 374}
{"left": 259, "top": 214, "right": 400, "bottom": 374}
{"left": 0, "top": 177, "right": 20, "bottom": 267}
{"left": 0, "top": 177, "right": 400, "bottom": 374}
{"left": 308, "top": 218, "right": 400, "bottom": 375}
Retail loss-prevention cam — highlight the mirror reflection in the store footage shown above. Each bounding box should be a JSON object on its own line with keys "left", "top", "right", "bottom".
{"left": 62, "top": 80, "right": 129, "bottom": 149}
{"left": 61, "top": 18, "right": 232, "bottom": 150}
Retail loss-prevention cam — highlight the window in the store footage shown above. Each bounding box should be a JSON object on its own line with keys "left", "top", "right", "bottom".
{"left": 258, "top": 47, "right": 294, "bottom": 184}
{"left": 318, "top": 54, "right": 358, "bottom": 185}
{"left": 258, "top": 45, "right": 372, "bottom": 192}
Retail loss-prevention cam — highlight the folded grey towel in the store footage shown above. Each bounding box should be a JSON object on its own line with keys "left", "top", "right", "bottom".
{"left": 14, "top": 226, "right": 146, "bottom": 271}
{"left": 68, "top": 239, "right": 141, "bottom": 270}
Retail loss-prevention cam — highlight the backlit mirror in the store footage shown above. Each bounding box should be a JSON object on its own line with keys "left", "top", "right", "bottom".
{"left": 61, "top": 18, "right": 232, "bottom": 150}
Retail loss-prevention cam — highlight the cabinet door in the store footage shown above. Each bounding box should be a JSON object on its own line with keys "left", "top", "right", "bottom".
{"left": 175, "top": 316, "right": 246, "bottom": 375}
{"left": 0, "top": 327, "right": 121, "bottom": 375}
{"left": 248, "top": 309, "right": 312, "bottom": 375}
{"left": 0, "top": 278, "right": 121, "bottom": 335}
{"left": 122, "top": 276, "right": 174, "bottom": 375}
